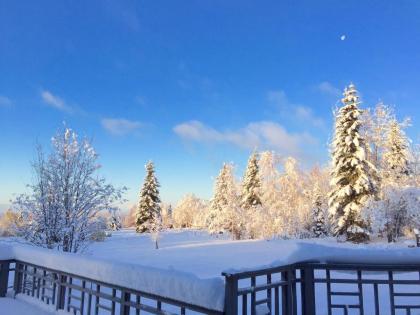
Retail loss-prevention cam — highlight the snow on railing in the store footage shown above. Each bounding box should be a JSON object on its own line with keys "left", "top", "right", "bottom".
{"left": 1, "top": 242, "right": 420, "bottom": 314}
{"left": 0, "top": 244, "right": 225, "bottom": 312}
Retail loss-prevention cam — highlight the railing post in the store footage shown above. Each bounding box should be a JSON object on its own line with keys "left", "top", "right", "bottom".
{"left": 282, "top": 269, "right": 294, "bottom": 315}
{"left": 301, "top": 266, "right": 315, "bottom": 315}
{"left": 224, "top": 273, "right": 238, "bottom": 315}
{"left": 120, "top": 290, "right": 131, "bottom": 315}
{"left": 0, "top": 261, "right": 10, "bottom": 297}
{"left": 13, "top": 262, "right": 23, "bottom": 296}
{"left": 55, "top": 274, "right": 67, "bottom": 310}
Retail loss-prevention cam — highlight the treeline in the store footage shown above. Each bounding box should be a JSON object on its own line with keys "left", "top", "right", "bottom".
{"left": 127, "top": 84, "right": 420, "bottom": 243}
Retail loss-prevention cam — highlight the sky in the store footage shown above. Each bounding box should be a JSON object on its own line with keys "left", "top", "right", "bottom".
{"left": 1, "top": 1, "right": 420, "bottom": 211}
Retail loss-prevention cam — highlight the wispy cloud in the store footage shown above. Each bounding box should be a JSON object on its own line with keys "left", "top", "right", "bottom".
{"left": 173, "top": 120, "right": 317, "bottom": 157}
{"left": 316, "top": 81, "right": 341, "bottom": 97}
{"left": 101, "top": 118, "right": 142, "bottom": 136}
{"left": 41, "top": 90, "right": 72, "bottom": 112}
{"left": 267, "top": 90, "right": 325, "bottom": 128}
{"left": 295, "top": 106, "right": 324, "bottom": 128}
{"left": 0, "top": 95, "right": 13, "bottom": 107}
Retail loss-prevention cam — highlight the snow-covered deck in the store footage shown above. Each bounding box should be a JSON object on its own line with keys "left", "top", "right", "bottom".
{"left": 1, "top": 229, "right": 420, "bottom": 312}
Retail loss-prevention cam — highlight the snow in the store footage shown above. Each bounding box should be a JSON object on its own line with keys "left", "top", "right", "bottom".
{"left": 0, "top": 294, "right": 69, "bottom": 315}
{"left": 1, "top": 229, "right": 420, "bottom": 312}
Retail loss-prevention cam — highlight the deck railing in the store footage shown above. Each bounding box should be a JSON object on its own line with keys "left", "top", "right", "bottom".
{"left": 223, "top": 262, "right": 420, "bottom": 315}
{"left": 1, "top": 258, "right": 420, "bottom": 315}
{"left": 0, "top": 259, "right": 223, "bottom": 315}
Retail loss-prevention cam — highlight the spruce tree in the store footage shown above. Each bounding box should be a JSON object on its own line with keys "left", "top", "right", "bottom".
{"left": 328, "top": 84, "right": 378, "bottom": 243}
{"left": 241, "top": 151, "right": 262, "bottom": 209}
{"left": 383, "top": 119, "right": 411, "bottom": 183}
{"left": 312, "top": 185, "right": 327, "bottom": 237}
{"left": 208, "top": 163, "right": 240, "bottom": 237}
{"left": 136, "top": 161, "right": 161, "bottom": 233}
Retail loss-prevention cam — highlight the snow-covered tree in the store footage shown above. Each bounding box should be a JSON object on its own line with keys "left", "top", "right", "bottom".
{"left": 136, "top": 161, "right": 162, "bottom": 234}
{"left": 240, "top": 152, "right": 263, "bottom": 238}
{"left": 13, "top": 127, "right": 125, "bottom": 252}
{"left": 410, "top": 141, "right": 420, "bottom": 186}
{"left": 259, "top": 151, "right": 281, "bottom": 211}
{"left": 362, "top": 103, "right": 394, "bottom": 170}
{"left": 258, "top": 151, "right": 282, "bottom": 238}
{"left": 328, "top": 84, "right": 378, "bottom": 243}
{"left": 383, "top": 119, "right": 411, "bottom": 185}
{"left": 365, "top": 186, "right": 420, "bottom": 242}
{"left": 109, "top": 211, "right": 122, "bottom": 231}
{"left": 311, "top": 185, "right": 327, "bottom": 237}
{"left": 161, "top": 203, "right": 174, "bottom": 229}
{"left": 173, "top": 194, "right": 206, "bottom": 228}
{"left": 241, "top": 152, "right": 262, "bottom": 209}
{"left": 208, "top": 163, "right": 242, "bottom": 238}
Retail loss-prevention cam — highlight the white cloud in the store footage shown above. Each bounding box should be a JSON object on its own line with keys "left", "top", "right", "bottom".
{"left": 317, "top": 81, "right": 341, "bottom": 97}
{"left": 267, "top": 90, "right": 289, "bottom": 109}
{"left": 41, "top": 90, "right": 72, "bottom": 112}
{"left": 101, "top": 118, "right": 142, "bottom": 136}
{"left": 267, "top": 89, "right": 325, "bottom": 127}
{"left": 295, "top": 106, "right": 325, "bottom": 128}
{"left": 0, "top": 95, "right": 12, "bottom": 107}
{"left": 174, "top": 120, "right": 317, "bottom": 157}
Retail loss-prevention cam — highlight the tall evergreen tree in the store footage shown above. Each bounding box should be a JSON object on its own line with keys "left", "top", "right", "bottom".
{"left": 383, "top": 119, "right": 411, "bottom": 183}
{"left": 241, "top": 151, "right": 262, "bottom": 209}
{"left": 328, "top": 84, "right": 378, "bottom": 243}
{"left": 136, "top": 161, "right": 161, "bottom": 233}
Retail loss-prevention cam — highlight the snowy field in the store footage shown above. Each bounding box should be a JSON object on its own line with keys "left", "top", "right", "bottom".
{"left": 83, "top": 229, "right": 419, "bottom": 278}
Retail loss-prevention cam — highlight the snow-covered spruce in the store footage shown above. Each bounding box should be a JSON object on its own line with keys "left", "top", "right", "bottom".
{"left": 207, "top": 163, "right": 242, "bottom": 239}
{"left": 241, "top": 152, "right": 262, "bottom": 209}
{"left": 136, "top": 162, "right": 162, "bottom": 240}
{"left": 13, "top": 127, "right": 125, "bottom": 253}
{"left": 311, "top": 184, "right": 327, "bottom": 237}
{"left": 328, "top": 84, "right": 378, "bottom": 243}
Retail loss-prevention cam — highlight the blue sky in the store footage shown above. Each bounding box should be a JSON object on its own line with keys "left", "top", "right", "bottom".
{"left": 1, "top": 1, "right": 420, "bottom": 211}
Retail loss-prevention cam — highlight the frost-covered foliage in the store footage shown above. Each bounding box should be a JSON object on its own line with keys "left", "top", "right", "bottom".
{"left": 0, "top": 209, "right": 23, "bottom": 237}
{"left": 13, "top": 127, "right": 125, "bottom": 252}
{"left": 136, "top": 161, "right": 162, "bottom": 234}
{"left": 383, "top": 119, "right": 411, "bottom": 184}
{"left": 328, "top": 84, "right": 379, "bottom": 242}
{"left": 173, "top": 194, "right": 207, "bottom": 228}
{"left": 365, "top": 186, "right": 420, "bottom": 242}
{"left": 362, "top": 103, "right": 395, "bottom": 170}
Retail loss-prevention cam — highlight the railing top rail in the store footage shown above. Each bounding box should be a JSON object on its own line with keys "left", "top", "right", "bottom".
{"left": 222, "top": 260, "right": 420, "bottom": 278}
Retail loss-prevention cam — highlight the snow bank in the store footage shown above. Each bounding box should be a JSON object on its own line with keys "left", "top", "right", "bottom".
{"left": 0, "top": 243, "right": 225, "bottom": 311}
{"left": 223, "top": 241, "right": 420, "bottom": 274}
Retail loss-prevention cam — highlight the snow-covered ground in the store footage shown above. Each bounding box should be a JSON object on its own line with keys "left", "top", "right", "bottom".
{"left": 84, "top": 229, "right": 419, "bottom": 278}
{"left": 0, "top": 294, "right": 69, "bottom": 315}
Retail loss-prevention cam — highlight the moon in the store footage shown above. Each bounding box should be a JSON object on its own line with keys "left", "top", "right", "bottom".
{"left": 340, "top": 35, "right": 346, "bottom": 41}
